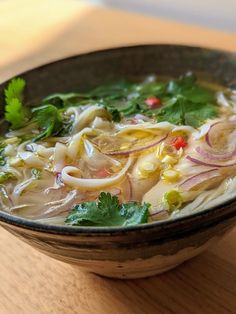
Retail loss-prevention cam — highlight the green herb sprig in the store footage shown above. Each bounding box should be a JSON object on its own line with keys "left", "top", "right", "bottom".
{"left": 65, "top": 192, "right": 150, "bottom": 227}
{"left": 4, "top": 78, "right": 29, "bottom": 129}
{"left": 3, "top": 72, "right": 220, "bottom": 141}
{"left": 32, "top": 104, "right": 64, "bottom": 141}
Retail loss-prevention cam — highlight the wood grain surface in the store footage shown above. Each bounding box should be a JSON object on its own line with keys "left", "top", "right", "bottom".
{"left": 1, "top": 1, "right": 236, "bottom": 313}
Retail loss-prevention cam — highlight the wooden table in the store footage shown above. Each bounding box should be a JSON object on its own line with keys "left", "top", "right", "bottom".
{"left": 1, "top": 1, "right": 236, "bottom": 313}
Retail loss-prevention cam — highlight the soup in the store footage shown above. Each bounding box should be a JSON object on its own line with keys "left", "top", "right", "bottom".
{"left": 0, "top": 72, "right": 236, "bottom": 226}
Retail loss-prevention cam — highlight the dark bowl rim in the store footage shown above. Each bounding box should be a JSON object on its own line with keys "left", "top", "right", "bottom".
{"left": 1, "top": 43, "right": 236, "bottom": 235}
{"left": 1, "top": 42, "right": 236, "bottom": 85}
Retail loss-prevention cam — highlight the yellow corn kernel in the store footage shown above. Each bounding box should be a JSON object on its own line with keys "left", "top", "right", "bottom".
{"left": 156, "top": 142, "right": 164, "bottom": 159}
{"left": 156, "top": 142, "right": 176, "bottom": 159}
{"left": 4, "top": 137, "right": 19, "bottom": 145}
{"left": 138, "top": 161, "right": 159, "bottom": 178}
{"left": 161, "top": 155, "right": 178, "bottom": 165}
{"left": 163, "top": 190, "right": 183, "bottom": 212}
{"left": 8, "top": 157, "right": 24, "bottom": 167}
{"left": 162, "top": 169, "right": 181, "bottom": 183}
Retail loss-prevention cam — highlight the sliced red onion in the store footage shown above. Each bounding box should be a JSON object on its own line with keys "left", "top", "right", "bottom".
{"left": 179, "top": 168, "right": 220, "bottom": 191}
{"left": 205, "top": 122, "right": 222, "bottom": 147}
{"left": 186, "top": 155, "right": 236, "bottom": 168}
{"left": 205, "top": 121, "right": 236, "bottom": 148}
{"left": 149, "top": 209, "right": 169, "bottom": 219}
{"left": 195, "top": 146, "right": 236, "bottom": 161}
{"left": 105, "top": 134, "right": 168, "bottom": 156}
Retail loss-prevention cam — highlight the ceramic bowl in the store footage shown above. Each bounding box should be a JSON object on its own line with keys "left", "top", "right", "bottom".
{"left": 1, "top": 45, "right": 236, "bottom": 279}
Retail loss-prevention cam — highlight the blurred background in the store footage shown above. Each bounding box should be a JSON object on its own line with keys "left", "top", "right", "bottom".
{"left": 90, "top": 0, "right": 236, "bottom": 32}
{"left": 1, "top": 0, "right": 236, "bottom": 82}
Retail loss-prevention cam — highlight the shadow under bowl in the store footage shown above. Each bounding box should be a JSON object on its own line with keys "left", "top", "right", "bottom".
{"left": 1, "top": 44, "right": 236, "bottom": 279}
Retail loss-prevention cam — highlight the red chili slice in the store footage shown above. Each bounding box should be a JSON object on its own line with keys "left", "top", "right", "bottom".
{"left": 171, "top": 136, "right": 187, "bottom": 150}
{"left": 145, "top": 97, "right": 161, "bottom": 108}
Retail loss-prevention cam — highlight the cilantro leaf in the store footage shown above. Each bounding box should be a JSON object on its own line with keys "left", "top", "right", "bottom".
{"left": 184, "top": 103, "right": 219, "bottom": 128}
{"left": 135, "top": 81, "right": 166, "bottom": 99}
{"left": 89, "top": 80, "right": 132, "bottom": 100}
{"left": 94, "top": 80, "right": 165, "bottom": 119}
{"left": 180, "top": 85, "right": 215, "bottom": 104}
{"left": 32, "top": 104, "right": 63, "bottom": 141}
{"left": 156, "top": 96, "right": 219, "bottom": 128}
{"left": 156, "top": 97, "right": 187, "bottom": 125}
{"left": 104, "top": 106, "right": 121, "bottom": 122}
{"left": 4, "top": 78, "right": 29, "bottom": 129}
{"left": 43, "top": 92, "right": 89, "bottom": 108}
{"left": 119, "top": 202, "right": 150, "bottom": 226}
{"left": 5, "top": 78, "right": 25, "bottom": 103}
{"left": 42, "top": 80, "right": 132, "bottom": 108}
{"left": 167, "top": 72, "right": 215, "bottom": 103}
{"left": 97, "top": 191, "right": 120, "bottom": 211}
{"left": 65, "top": 192, "right": 150, "bottom": 227}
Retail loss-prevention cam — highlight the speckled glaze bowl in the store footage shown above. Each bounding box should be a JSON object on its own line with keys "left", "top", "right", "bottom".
{"left": 1, "top": 45, "right": 236, "bottom": 279}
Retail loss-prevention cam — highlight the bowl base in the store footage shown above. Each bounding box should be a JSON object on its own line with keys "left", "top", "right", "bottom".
{"left": 68, "top": 236, "right": 220, "bottom": 279}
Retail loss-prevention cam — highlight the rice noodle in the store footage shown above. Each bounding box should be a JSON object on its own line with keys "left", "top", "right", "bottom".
{"left": 26, "top": 143, "right": 54, "bottom": 158}
{"left": 173, "top": 176, "right": 236, "bottom": 218}
{"left": 18, "top": 152, "right": 45, "bottom": 167}
{"left": 61, "top": 157, "right": 133, "bottom": 190}
{"left": 53, "top": 143, "right": 67, "bottom": 172}
{"left": 69, "top": 105, "right": 111, "bottom": 134}
{"left": 67, "top": 127, "right": 98, "bottom": 159}
{"left": 6, "top": 123, "right": 37, "bottom": 137}
{"left": 41, "top": 190, "right": 78, "bottom": 218}
{"left": 12, "top": 178, "right": 36, "bottom": 203}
